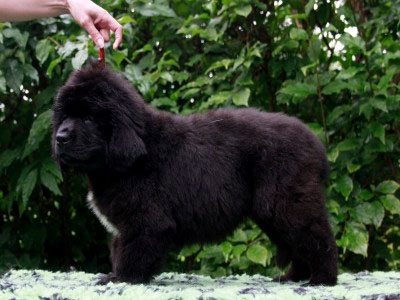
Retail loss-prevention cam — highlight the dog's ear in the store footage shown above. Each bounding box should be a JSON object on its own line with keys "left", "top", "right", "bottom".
{"left": 107, "top": 124, "right": 147, "bottom": 172}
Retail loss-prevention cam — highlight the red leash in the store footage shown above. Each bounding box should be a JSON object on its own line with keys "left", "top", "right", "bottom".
{"left": 98, "top": 48, "right": 105, "bottom": 66}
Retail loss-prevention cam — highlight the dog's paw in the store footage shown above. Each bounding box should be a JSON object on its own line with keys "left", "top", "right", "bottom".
{"left": 97, "top": 272, "right": 151, "bottom": 285}
{"left": 301, "top": 278, "right": 337, "bottom": 287}
{"left": 97, "top": 273, "right": 119, "bottom": 285}
{"left": 272, "top": 275, "right": 290, "bottom": 284}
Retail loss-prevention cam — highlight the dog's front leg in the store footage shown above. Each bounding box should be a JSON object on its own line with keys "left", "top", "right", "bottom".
{"left": 116, "top": 232, "right": 172, "bottom": 284}
{"left": 98, "top": 233, "right": 169, "bottom": 285}
{"left": 98, "top": 208, "right": 176, "bottom": 285}
{"left": 97, "top": 235, "right": 122, "bottom": 285}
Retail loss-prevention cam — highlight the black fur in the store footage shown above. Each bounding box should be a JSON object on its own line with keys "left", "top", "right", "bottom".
{"left": 52, "top": 63, "right": 338, "bottom": 286}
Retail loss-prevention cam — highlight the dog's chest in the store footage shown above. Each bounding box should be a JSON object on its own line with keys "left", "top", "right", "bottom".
{"left": 86, "top": 191, "right": 120, "bottom": 236}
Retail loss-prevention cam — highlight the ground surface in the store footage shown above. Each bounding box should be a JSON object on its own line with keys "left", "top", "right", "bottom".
{"left": 0, "top": 270, "right": 399, "bottom": 299}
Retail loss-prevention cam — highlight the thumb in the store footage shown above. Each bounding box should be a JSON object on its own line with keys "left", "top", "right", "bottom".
{"left": 82, "top": 19, "right": 104, "bottom": 47}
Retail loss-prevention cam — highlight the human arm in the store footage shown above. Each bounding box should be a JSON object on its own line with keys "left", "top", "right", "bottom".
{"left": 0, "top": 0, "right": 123, "bottom": 49}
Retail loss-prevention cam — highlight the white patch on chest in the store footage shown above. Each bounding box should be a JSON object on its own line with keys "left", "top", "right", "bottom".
{"left": 87, "top": 191, "right": 120, "bottom": 236}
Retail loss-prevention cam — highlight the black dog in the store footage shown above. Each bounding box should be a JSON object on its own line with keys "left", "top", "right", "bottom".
{"left": 52, "top": 63, "right": 338, "bottom": 286}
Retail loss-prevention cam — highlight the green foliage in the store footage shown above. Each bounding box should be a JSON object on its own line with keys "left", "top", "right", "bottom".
{"left": 1, "top": 0, "right": 399, "bottom": 276}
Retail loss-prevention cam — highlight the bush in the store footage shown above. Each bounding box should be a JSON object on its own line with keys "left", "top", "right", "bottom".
{"left": 0, "top": 0, "right": 399, "bottom": 276}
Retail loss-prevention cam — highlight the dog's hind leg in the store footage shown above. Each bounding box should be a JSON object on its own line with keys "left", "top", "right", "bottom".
{"left": 253, "top": 212, "right": 310, "bottom": 283}
{"left": 251, "top": 185, "right": 295, "bottom": 280}
{"left": 279, "top": 197, "right": 338, "bottom": 286}
{"left": 251, "top": 182, "right": 337, "bottom": 285}
{"left": 273, "top": 259, "right": 311, "bottom": 283}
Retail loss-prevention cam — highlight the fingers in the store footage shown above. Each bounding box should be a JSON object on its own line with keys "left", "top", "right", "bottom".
{"left": 90, "top": 12, "right": 122, "bottom": 50}
{"left": 100, "top": 28, "right": 110, "bottom": 42}
{"left": 69, "top": 0, "right": 123, "bottom": 50}
{"left": 113, "top": 25, "right": 123, "bottom": 50}
{"left": 107, "top": 17, "right": 123, "bottom": 50}
{"left": 82, "top": 18, "right": 104, "bottom": 48}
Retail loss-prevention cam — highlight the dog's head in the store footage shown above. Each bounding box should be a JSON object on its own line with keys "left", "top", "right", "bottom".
{"left": 52, "top": 63, "right": 147, "bottom": 173}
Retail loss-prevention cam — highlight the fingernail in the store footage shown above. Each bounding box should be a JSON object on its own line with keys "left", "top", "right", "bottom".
{"left": 97, "top": 38, "right": 104, "bottom": 48}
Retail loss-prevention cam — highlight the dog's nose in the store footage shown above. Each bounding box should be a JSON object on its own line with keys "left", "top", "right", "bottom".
{"left": 56, "top": 129, "right": 71, "bottom": 145}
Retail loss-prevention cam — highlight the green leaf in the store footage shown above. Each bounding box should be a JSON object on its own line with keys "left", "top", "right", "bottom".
{"left": 0, "top": 71, "right": 6, "bottom": 93}
{"left": 232, "top": 244, "right": 247, "bottom": 259}
{"left": 16, "top": 50, "right": 25, "bottom": 64}
{"left": 308, "top": 37, "right": 321, "bottom": 61}
{"left": 246, "top": 244, "right": 268, "bottom": 266}
{"left": 160, "top": 72, "right": 174, "bottom": 82}
{"left": 336, "top": 175, "right": 353, "bottom": 199}
{"left": 6, "top": 60, "right": 24, "bottom": 93}
{"left": 113, "top": 49, "right": 128, "bottom": 66}
{"left": 125, "top": 64, "right": 143, "bottom": 83}
{"left": 370, "top": 201, "right": 385, "bottom": 228}
{"left": 279, "top": 82, "right": 317, "bottom": 98}
{"left": 322, "top": 81, "right": 350, "bottom": 95}
{"left": 380, "top": 195, "right": 400, "bottom": 214}
{"left": 371, "top": 99, "right": 388, "bottom": 113}
{"left": 352, "top": 201, "right": 384, "bottom": 228}
{"left": 230, "top": 228, "right": 247, "bottom": 242}
{"left": 206, "top": 59, "right": 232, "bottom": 73}
{"left": 182, "top": 88, "right": 200, "bottom": 99}
{"left": 221, "top": 241, "right": 233, "bottom": 261}
{"left": 0, "top": 149, "right": 19, "bottom": 170}
{"left": 340, "top": 222, "right": 368, "bottom": 257}
{"left": 72, "top": 49, "right": 88, "bottom": 70}
{"left": 327, "top": 146, "right": 339, "bottom": 163}
{"left": 368, "top": 122, "right": 385, "bottom": 144}
{"left": 117, "top": 15, "right": 136, "bottom": 24}
{"left": 232, "top": 88, "right": 250, "bottom": 106}
{"left": 59, "top": 40, "right": 84, "bottom": 58}
{"left": 307, "top": 123, "right": 326, "bottom": 142}
{"left": 327, "top": 105, "right": 350, "bottom": 125}
{"left": 305, "top": 0, "right": 315, "bottom": 15}
{"left": 234, "top": 5, "right": 252, "bottom": 17}
{"left": 23, "top": 65, "right": 39, "bottom": 83}
{"left": 20, "top": 169, "right": 38, "bottom": 213}
{"left": 41, "top": 158, "right": 63, "bottom": 181}
{"left": 246, "top": 228, "right": 262, "bottom": 241}
{"left": 300, "top": 62, "right": 317, "bottom": 76}
{"left": 360, "top": 189, "right": 374, "bottom": 201}
{"left": 198, "top": 245, "right": 223, "bottom": 259}
{"left": 290, "top": 28, "right": 308, "bottom": 40}
{"left": 202, "top": 91, "right": 231, "bottom": 108}
{"left": 151, "top": 97, "right": 177, "bottom": 108}
{"left": 35, "top": 39, "right": 52, "bottom": 65}
{"left": 23, "top": 110, "right": 52, "bottom": 159}
{"left": 346, "top": 161, "right": 361, "bottom": 173}
{"left": 339, "top": 33, "right": 365, "bottom": 51}
{"left": 135, "top": 3, "right": 176, "bottom": 17}
{"left": 47, "top": 58, "right": 61, "bottom": 78}
{"left": 376, "top": 180, "right": 400, "bottom": 194}
{"left": 179, "top": 244, "right": 200, "bottom": 257}
{"left": 337, "top": 67, "right": 360, "bottom": 80}
{"left": 40, "top": 168, "right": 62, "bottom": 195}
{"left": 3, "top": 28, "right": 29, "bottom": 48}
{"left": 359, "top": 102, "right": 373, "bottom": 120}
{"left": 338, "top": 139, "right": 359, "bottom": 151}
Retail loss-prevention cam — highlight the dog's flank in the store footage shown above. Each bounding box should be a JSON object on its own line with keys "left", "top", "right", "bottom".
{"left": 52, "top": 63, "right": 337, "bottom": 286}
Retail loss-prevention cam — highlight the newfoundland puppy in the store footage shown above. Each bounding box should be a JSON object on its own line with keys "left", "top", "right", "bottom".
{"left": 52, "top": 63, "right": 338, "bottom": 286}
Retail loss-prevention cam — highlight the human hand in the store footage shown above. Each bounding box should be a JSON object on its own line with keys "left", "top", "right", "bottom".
{"left": 66, "top": 0, "right": 123, "bottom": 50}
